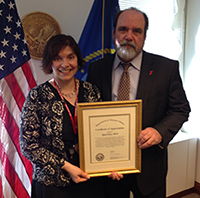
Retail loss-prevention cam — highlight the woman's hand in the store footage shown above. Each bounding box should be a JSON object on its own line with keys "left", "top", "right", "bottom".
{"left": 62, "top": 161, "right": 90, "bottom": 183}
{"left": 108, "top": 172, "right": 124, "bottom": 181}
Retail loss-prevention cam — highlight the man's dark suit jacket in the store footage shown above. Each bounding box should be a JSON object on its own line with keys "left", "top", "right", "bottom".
{"left": 86, "top": 51, "right": 190, "bottom": 195}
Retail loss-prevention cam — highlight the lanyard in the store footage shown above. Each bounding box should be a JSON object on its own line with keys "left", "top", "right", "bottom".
{"left": 53, "top": 78, "right": 78, "bottom": 135}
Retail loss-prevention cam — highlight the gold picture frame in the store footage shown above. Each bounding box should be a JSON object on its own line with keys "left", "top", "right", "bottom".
{"left": 77, "top": 100, "right": 142, "bottom": 177}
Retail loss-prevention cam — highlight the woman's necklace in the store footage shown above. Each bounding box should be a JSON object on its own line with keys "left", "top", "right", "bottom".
{"left": 53, "top": 77, "right": 78, "bottom": 135}
{"left": 54, "top": 79, "right": 76, "bottom": 98}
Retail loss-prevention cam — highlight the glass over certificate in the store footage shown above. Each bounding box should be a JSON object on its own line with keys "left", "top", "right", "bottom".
{"left": 77, "top": 100, "right": 142, "bottom": 177}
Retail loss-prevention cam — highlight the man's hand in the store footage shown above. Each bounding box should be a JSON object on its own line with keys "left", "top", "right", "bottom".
{"left": 108, "top": 172, "right": 124, "bottom": 181}
{"left": 107, "top": 127, "right": 162, "bottom": 180}
{"left": 137, "top": 127, "right": 162, "bottom": 149}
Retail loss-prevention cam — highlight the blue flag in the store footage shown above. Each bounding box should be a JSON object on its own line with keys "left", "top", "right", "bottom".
{"left": 75, "top": 0, "right": 119, "bottom": 80}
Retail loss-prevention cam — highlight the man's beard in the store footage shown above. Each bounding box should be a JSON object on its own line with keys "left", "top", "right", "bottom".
{"left": 116, "top": 40, "right": 137, "bottom": 62}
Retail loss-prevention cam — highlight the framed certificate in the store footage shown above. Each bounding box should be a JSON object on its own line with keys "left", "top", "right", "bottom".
{"left": 77, "top": 100, "right": 142, "bottom": 177}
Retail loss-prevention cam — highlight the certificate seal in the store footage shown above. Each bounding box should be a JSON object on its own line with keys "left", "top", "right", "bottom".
{"left": 21, "top": 11, "right": 62, "bottom": 59}
{"left": 96, "top": 153, "right": 105, "bottom": 161}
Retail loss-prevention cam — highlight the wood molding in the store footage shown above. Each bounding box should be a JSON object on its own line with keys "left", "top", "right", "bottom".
{"left": 167, "top": 181, "right": 200, "bottom": 198}
{"left": 195, "top": 181, "right": 200, "bottom": 195}
{"left": 167, "top": 188, "right": 194, "bottom": 198}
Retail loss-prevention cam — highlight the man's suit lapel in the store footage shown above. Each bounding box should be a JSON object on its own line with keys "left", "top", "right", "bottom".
{"left": 136, "top": 51, "right": 155, "bottom": 107}
{"left": 102, "top": 54, "right": 115, "bottom": 101}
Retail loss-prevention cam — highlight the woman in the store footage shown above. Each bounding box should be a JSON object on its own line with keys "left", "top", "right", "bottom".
{"left": 20, "top": 34, "right": 105, "bottom": 198}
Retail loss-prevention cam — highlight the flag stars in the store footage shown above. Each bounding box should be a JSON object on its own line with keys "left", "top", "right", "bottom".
{"left": 16, "top": 20, "right": 21, "bottom": 27}
{"left": 4, "top": 26, "right": 12, "bottom": 34}
{"left": 1, "top": 39, "right": 9, "bottom": 47}
{"left": 0, "top": 64, "right": 4, "bottom": 71}
{"left": 6, "top": 14, "right": 13, "bottom": 22}
{"left": 8, "top": 1, "right": 15, "bottom": 9}
{"left": 22, "top": 49, "right": 27, "bottom": 56}
{"left": 12, "top": 43, "right": 18, "bottom": 51}
{"left": 22, "top": 38, "right": 27, "bottom": 44}
{"left": 0, "top": 50, "right": 6, "bottom": 58}
{"left": 0, "top": 0, "right": 33, "bottom": 80}
{"left": 14, "top": 32, "right": 20, "bottom": 40}
{"left": 10, "top": 55, "right": 17, "bottom": 63}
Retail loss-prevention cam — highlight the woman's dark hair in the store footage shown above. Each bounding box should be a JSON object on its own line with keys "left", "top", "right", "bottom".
{"left": 113, "top": 7, "right": 149, "bottom": 36}
{"left": 41, "top": 34, "right": 85, "bottom": 74}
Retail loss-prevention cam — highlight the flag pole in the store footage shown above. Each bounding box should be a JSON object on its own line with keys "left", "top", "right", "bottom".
{"left": 102, "top": 0, "right": 105, "bottom": 58}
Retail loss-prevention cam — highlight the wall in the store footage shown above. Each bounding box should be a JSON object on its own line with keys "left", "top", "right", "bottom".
{"left": 196, "top": 139, "right": 200, "bottom": 183}
{"left": 184, "top": 0, "right": 200, "bottom": 183}
{"left": 15, "top": 0, "right": 94, "bottom": 84}
{"left": 184, "top": 0, "right": 200, "bottom": 138}
{"left": 166, "top": 137, "right": 197, "bottom": 196}
{"left": 166, "top": 0, "right": 200, "bottom": 194}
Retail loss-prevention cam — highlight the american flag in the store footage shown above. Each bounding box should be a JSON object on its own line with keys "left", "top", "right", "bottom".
{"left": 0, "top": 0, "right": 37, "bottom": 197}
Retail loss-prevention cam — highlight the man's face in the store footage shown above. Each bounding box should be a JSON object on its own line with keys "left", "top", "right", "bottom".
{"left": 113, "top": 9, "right": 146, "bottom": 62}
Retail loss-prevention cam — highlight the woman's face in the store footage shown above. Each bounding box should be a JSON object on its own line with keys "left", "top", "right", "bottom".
{"left": 52, "top": 45, "right": 78, "bottom": 82}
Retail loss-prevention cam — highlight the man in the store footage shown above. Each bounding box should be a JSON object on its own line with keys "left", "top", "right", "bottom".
{"left": 86, "top": 7, "right": 190, "bottom": 198}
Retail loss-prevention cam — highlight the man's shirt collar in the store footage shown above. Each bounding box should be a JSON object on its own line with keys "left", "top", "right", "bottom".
{"left": 113, "top": 51, "right": 143, "bottom": 71}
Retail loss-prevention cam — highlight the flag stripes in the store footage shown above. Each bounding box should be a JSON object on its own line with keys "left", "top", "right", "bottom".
{"left": 0, "top": 93, "right": 33, "bottom": 180}
{"left": 5, "top": 74, "right": 25, "bottom": 111}
{"left": 0, "top": 65, "right": 35, "bottom": 197}
{"left": 1, "top": 123, "right": 31, "bottom": 194}
{"left": 13, "top": 66, "right": 29, "bottom": 99}
{"left": 21, "top": 61, "right": 37, "bottom": 90}
{"left": 0, "top": 141, "right": 30, "bottom": 198}
{"left": 0, "top": 172, "right": 4, "bottom": 198}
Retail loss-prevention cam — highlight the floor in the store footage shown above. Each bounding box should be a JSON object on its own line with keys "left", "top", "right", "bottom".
{"left": 131, "top": 192, "right": 200, "bottom": 198}
{"left": 182, "top": 193, "right": 200, "bottom": 198}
